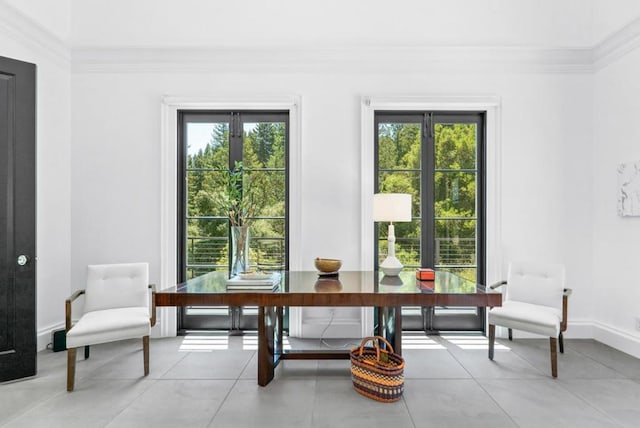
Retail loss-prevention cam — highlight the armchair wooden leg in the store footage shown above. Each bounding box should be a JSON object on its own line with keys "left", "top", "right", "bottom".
{"left": 67, "top": 347, "right": 77, "bottom": 392}
{"left": 559, "top": 332, "right": 564, "bottom": 354}
{"left": 143, "top": 336, "right": 150, "bottom": 376}
{"left": 550, "top": 337, "right": 558, "bottom": 378}
{"left": 488, "top": 324, "right": 496, "bottom": 360}
{"left": 508, "top": 328, "right": 512, "bottom": 341}
{"left": 84, "top": 345, "right": 90, "bottom": 359}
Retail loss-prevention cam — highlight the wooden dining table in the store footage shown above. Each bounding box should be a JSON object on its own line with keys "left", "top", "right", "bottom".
{"left": 154, "top": 270, "right": 501, "bottom": 386}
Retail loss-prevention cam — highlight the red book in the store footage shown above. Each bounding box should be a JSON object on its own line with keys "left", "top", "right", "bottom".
{"left": 416, "top": 268, "right": 435, "bottom": 281}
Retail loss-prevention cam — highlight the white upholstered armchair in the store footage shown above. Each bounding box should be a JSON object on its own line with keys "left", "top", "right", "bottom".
{"left": 65, "top": 263, "right": 156, "bottom": 391}
{"left": 487, "top": 261, "right": 571, "bottom": 378}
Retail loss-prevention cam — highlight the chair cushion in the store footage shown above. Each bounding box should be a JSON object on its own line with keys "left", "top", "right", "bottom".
{"left": 66, "top": 307, "right": 150, "bottom": 348}
{"left": 488, "top": 301, "right": 561, "bottom": 337}
{"left": 506, "top": 262, "right": 565, "bottom": 312}
{"left": 84, "top": 263, "right": 149, "bottom": 313}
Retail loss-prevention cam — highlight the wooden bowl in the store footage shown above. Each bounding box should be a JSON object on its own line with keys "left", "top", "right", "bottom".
{"left": 314, "top": 257, "right": 342, "bottom": 273}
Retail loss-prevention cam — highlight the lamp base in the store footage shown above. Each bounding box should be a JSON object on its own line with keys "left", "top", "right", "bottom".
{"left": 380, "top": 256, "right": 403, "bottom": 276}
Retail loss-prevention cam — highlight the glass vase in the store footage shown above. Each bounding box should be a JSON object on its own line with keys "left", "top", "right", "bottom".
{"left": 231, "top": 225, "right": 250, "bottom": 276}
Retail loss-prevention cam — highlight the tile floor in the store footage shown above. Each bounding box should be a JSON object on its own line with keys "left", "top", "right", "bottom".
{"left": 2, "top": 333, "right": 640, "bottom": 428}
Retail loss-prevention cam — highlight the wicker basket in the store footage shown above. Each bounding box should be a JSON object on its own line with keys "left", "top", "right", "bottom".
{"left": 350, "top": 336, "right": 405, "bottom": 402}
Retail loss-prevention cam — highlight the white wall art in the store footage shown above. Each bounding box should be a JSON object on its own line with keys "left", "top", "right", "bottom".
{"left": 617, "top": 161, "right": 640, "bottom": 216}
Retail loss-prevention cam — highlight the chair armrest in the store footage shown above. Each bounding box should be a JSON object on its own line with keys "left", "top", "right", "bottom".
{"left": 149, "top": 284, "right": 157, "bottom": 327}
{"left": 561, "top": 288, "right": 572, "bottom": 332}
{"left": 65, "top": 289, "right": 85, "bottom": 332}
{"left": 489, "top": 280, "right": 507, "bottom": 290}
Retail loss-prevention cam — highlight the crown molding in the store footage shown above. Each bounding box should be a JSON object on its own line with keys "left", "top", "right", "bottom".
{"left": 71, "top": 45, "right": 594, "bottom": 74}
{"left": 0, "top": 2, "right": 70, "bottom": 67}
{"left": 1, "top": 1, "right": 639, "bottom": 74}
{"left": 593, "top": 16, "right": 640, "bottom": 70}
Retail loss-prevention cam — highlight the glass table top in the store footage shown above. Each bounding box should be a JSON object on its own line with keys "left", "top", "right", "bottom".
{"left": 171, "top": 270, "right": 487, "bottom": 295}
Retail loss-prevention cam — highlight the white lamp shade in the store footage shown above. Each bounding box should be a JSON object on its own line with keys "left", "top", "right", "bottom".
{"left": 373, "top": 193, "right": 412, "bottom": 222}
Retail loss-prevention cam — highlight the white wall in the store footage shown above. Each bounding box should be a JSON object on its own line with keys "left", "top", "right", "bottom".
{"left": 593, "top": 47, "right": 640, "bottom": 356}
{"left": 69, "top": 74, "right": 162, "bottom": 288}
{"left": 0, "top": 3, "right": 72, "bottom": 349}
{"left": 70, "top": 63, "right": 595, "bottom": 334}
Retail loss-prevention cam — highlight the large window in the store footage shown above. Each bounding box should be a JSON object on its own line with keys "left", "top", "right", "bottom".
{"left": 177, "top": 111, "right": 289, "bottom": 329}
{"left": 375, "top": 111, "right": 485, "bottom": 331}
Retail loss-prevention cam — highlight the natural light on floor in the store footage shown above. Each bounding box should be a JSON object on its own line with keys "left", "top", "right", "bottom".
{"left": 241, "top": 335, "right": 292, "bottom": 351}
{"left": 401, "top": 334, "right": 446, "bottom": 350}
{"left": 179, "top": 333, "right": 292, "bottom": 351}
{"left": 177, "top": 332, "right": 509, "bottom": 352}
{"left": 242, "top": 335, "right": 257, "bottom": 350}
{"left": 179, "top": 335, "right": 230, "bottom": 351}
{"left": 440, "top": 335, "right": 510, "bottom": 351}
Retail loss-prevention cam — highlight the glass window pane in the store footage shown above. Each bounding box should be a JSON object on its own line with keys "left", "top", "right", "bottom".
{"left": 250, "top": 219, "right": 286, "bottom": 271}
{"left": 244, "top": 170, "right": 285, "bottom": 217}
{"left": 243, "top": 122, "right": 286, "bottom": 168}
{"left": 434, "top": 123, "right": 477, "bottom": 170}
{"left": 434, "top": 219, "right": 476, "bottom": 267}
{"left": 186, "top": 170, "right": 229, "bottom": 217}
{"left": 186, "top": 218, "right": 229, "bottom": 277}
{"left": 435, "top": 267, "right": 477, "bottom": 286}
{"left": 250, "top": 218, "right": 285, "bottom": 238}
{"left": 378, "top": 171, "right": 421, "bottom": 216}
{"left": 378, "top": 220, "right": 421, "bottom": 268}
{"left": 186, "top": 122, "right": 229, "bottom": 169}
{"left": 186, "top": 267, "right": 226, "bottom": 280}
{"left": 434, "top": 171, "right": 477, "bottom": 217}
{"left": 377, "top": 123, "right": 421, "bottom": 170}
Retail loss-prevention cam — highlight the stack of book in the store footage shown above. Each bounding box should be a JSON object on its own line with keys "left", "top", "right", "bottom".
{"left": 225, "top": 272, "right": 281, "bottom": 292}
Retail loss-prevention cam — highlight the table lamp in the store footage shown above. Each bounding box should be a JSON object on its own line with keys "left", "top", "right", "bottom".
{"left": 373, "top": 193, "right": 412, "bottom": 276}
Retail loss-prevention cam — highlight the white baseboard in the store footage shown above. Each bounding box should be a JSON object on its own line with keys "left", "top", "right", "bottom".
{"left": 592, "top": 321, "right": 640, "bottom": 359}
{"left": 499, "top": 319, "right": 594, "bottom": 340}
{"left": 563, "top": 320, "right": 595, "bottom": 338}
{"left": 40, "top": 317, "right": 640, "bottom": 360}
{"left": 496, "top": 320, "right": 594, "bottom": 339}
{"left": 37, "top": 308, "right": 174, "bottom": 352}
{"left": 37, "top": 322, "right": 66, "bottom": 351}
{"left": 299, "top": 318, "right": 362, "bottom": 339}
{"left": 498, "top": 319, "right": 640, "bottom": 359}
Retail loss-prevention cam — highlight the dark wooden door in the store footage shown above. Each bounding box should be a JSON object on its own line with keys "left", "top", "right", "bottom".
{"left": 0, "top": 55, "right": 37, "bottom": 382}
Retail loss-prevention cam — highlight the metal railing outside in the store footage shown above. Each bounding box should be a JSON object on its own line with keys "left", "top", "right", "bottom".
{"left": 186, "top": 235, "right": 285, "bottom": 276}
{"left": 378, "top": 237, "right": 476, "bottom": 267}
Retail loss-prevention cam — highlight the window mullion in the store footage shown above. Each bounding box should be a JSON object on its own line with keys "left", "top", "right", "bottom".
{"left": 229, "top": 112, "right": 243, "bottom": 167}
{"left": 227, "top": 112, "right": 242, "bottom": 273}
{"left": 422, "top": 112, "right": 435, "bottom": 268}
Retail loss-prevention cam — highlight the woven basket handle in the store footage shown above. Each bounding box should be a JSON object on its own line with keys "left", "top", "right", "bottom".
{"left": 357, "top": 336, "right": 395, "bottom": 360}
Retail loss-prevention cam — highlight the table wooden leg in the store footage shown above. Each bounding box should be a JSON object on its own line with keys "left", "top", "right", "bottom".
{"left": 376, "top": 306, "right": 387, "bottom": 342}
{"left": 276, "top": 306, "right": 283, "bottom": 356}
{"left": 392, "top": 306, "right": 402, "bottom": 354}
{"left": 258, "top": 306, "right": 277, "bottom": 386}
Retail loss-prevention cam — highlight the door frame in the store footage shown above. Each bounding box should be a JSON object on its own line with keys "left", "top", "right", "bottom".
{"left": 374, "top": 111, "right": 486, "bottom": 331}
{"left": 176, "top": 110, "right": 290, "bottom": 332}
